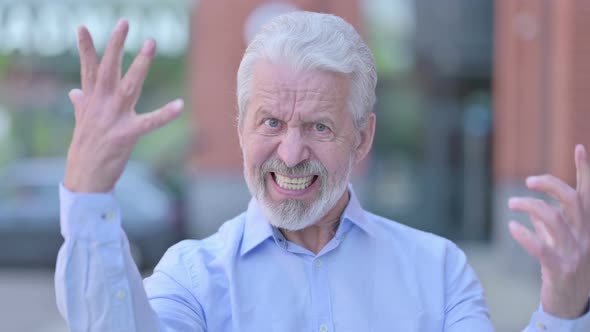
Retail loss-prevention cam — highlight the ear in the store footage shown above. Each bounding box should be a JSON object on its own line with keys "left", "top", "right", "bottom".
{"left": 354, "top": 112, "right": 376, "bottom": 163}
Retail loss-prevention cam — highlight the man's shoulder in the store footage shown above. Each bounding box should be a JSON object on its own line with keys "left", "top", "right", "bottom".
{"left": 365, "top": 211, "right": 449, "bottom": 243}
{"left": 363, "top": 211, "right": 458, "bottom": 260}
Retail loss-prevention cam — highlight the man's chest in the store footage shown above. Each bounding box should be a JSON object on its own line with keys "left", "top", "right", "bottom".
{"left": 197, "top": 246, "right": 446, "bottom": 331}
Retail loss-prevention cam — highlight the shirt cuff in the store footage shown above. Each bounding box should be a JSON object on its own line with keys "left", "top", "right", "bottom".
{"left": 529, "top": 302, "right": 590, "bottom": 331}
{"left": 59, "top": 183, "right": 122, "bottom": 242}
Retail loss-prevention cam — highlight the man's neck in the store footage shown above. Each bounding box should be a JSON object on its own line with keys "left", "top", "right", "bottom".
{"left": 280, "top": 191, "right": 349, "bottom": 255}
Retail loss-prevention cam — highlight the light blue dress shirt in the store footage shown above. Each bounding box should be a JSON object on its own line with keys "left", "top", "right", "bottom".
{"left": 55, "top": 184, "right": 590, "bottom": 331}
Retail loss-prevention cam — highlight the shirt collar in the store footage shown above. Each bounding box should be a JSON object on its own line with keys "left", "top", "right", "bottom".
{"left": 240, "top": 198, "right": 275, "bottom": 256}
{"left": 340, "top": 184, "right": 372, "bottom": 235}
{"left": 239, "top": 184, "right": 371, "bottom": 256}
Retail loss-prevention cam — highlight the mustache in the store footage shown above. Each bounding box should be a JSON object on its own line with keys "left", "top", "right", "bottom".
{"left": 261, "top": 159, "right": 326, "bottom": 177}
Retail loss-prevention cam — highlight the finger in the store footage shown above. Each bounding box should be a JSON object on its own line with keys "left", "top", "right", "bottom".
{"left": 133, "top": 99, "right": 184, "bottom": 136}
{"left": 117, "top": 39, "right": 156, "bottom": 111}
{"left": 509, "top": 221, "right": 559, "bottom": 269}
{"left": 77, "top": 26, "right": 99, "bottom": 93}
{"left": 526, "top": 174, "right": 581, "bottom": 223}
{"left": 530, "top": 216, "right": 555, "bottom": 248}
{"left": 508, "top": 197, "right": 575, "bottom": 247}
{"left": 95, "top": 19, "right": 129, "bottom": 95}
{"left": 576, "top": 144, "right": 590, "bottom": 206}
{"left": 68, "top": 89, "right": 84, "bottom": 109}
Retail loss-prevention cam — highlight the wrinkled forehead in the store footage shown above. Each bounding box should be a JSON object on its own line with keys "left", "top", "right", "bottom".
{"left": 250, "top": 61, "right": 350, "bottom": 103}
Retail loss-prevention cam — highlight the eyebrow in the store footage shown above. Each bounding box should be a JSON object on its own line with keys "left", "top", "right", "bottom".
{"left": 253, "top": 107, "right": 276, "bottom": 120}
{"left": 253, "top": 105, "right": 339, "bottom": 128}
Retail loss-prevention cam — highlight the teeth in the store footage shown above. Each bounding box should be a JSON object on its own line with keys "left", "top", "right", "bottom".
{"left": 274, "top": 174, "right": 314, "bottom": 191}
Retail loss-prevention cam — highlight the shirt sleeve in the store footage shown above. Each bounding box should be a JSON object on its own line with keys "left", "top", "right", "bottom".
{"left": 523, "top": 303, "right": 590, "bottom": 331}
{"left": 54, "top": 183, "right": 206, "bottom": 332}
{"left": 444, "top": 242, "right": 496, "bottom": 332}
{"left": 144, "top": 242, "right": 208, "bottom": 331}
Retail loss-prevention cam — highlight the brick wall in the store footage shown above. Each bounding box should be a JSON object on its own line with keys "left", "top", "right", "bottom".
{"left": 494, "top": 0, "right": 590, "bottom": 184}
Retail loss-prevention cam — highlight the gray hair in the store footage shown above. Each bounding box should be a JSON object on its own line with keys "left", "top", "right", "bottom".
{"left": 236, "top": 11, "right": 377, "bottom": 129}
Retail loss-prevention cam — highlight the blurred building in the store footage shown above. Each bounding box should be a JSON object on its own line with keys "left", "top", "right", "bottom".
{"left": 0, "top": 0, "right": 190, "bottom": 164}
{"left": 494, "top": 0, "right": 590, "bottom": 270}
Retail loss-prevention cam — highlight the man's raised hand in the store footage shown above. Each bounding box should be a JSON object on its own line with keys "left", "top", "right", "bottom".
{"left": 509, "top": 144, "right": 590, "bottom": 319}
{"left": 64, "top": 20, "right": 184, "bottom": 193}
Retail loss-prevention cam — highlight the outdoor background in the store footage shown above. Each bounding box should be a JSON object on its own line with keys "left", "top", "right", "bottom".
{"left": 0, "top": 0, "right": 588, "bottom": 331}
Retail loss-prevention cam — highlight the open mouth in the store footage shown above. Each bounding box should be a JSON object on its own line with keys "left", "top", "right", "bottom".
{"left": 271, "top": 172, "right": 318, "bottom": 191}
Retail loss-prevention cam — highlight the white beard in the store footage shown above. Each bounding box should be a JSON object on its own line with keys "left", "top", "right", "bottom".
{"left": 243, "top": 158, "right": 353, "bottom": 231}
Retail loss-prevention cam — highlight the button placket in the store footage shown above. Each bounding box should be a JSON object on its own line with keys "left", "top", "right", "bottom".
{"left": 101, "top": 211, "right": 116, "bottom": 222}
{"left": 310, "top": 256, "right": 333, "bottom": 332}
{"left": 314, "top": 259, "right": 322, "bottom": 268}
{"left": 116, "top": 288, "right": 127, "bottom": 301}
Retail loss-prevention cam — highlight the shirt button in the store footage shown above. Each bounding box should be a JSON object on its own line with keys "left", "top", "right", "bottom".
{"left": 101, "top": 211, "right": 116, "bottom": 221}
{"left": 314, "top": 259, "right": 322, "bottom": 268}
{"left": 535, "top": 321, "right": 546, "bottom": 331}
{"left": 319, "top": 324, "right": 328, "bottom": 332}
{"left": 116, "top": 289, "right": 127, "bottom": 301}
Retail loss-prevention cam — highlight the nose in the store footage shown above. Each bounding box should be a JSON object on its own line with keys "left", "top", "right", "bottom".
{"left": 277, "top": 128, "right": 310, "bottom": 168}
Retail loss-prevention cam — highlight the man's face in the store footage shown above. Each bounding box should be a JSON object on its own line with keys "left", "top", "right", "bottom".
{"left": 239, "top": 61, "right": 361, "bottom": 230}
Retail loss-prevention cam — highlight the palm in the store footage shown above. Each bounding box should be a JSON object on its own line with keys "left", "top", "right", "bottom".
{"left": 64, "top": 20, "right": 184, "bottom": 193}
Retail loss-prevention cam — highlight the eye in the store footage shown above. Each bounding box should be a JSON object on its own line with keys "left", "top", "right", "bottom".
{"left": 265, "top": 118, "right": 280, "bottom": 128}
{"left": 314, "top": 123, "right": 327, "bottom": 132}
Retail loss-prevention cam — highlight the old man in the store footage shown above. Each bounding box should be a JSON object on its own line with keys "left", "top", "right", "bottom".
{"left": 56, "top": 11, "right": 590, "bottom": 331}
